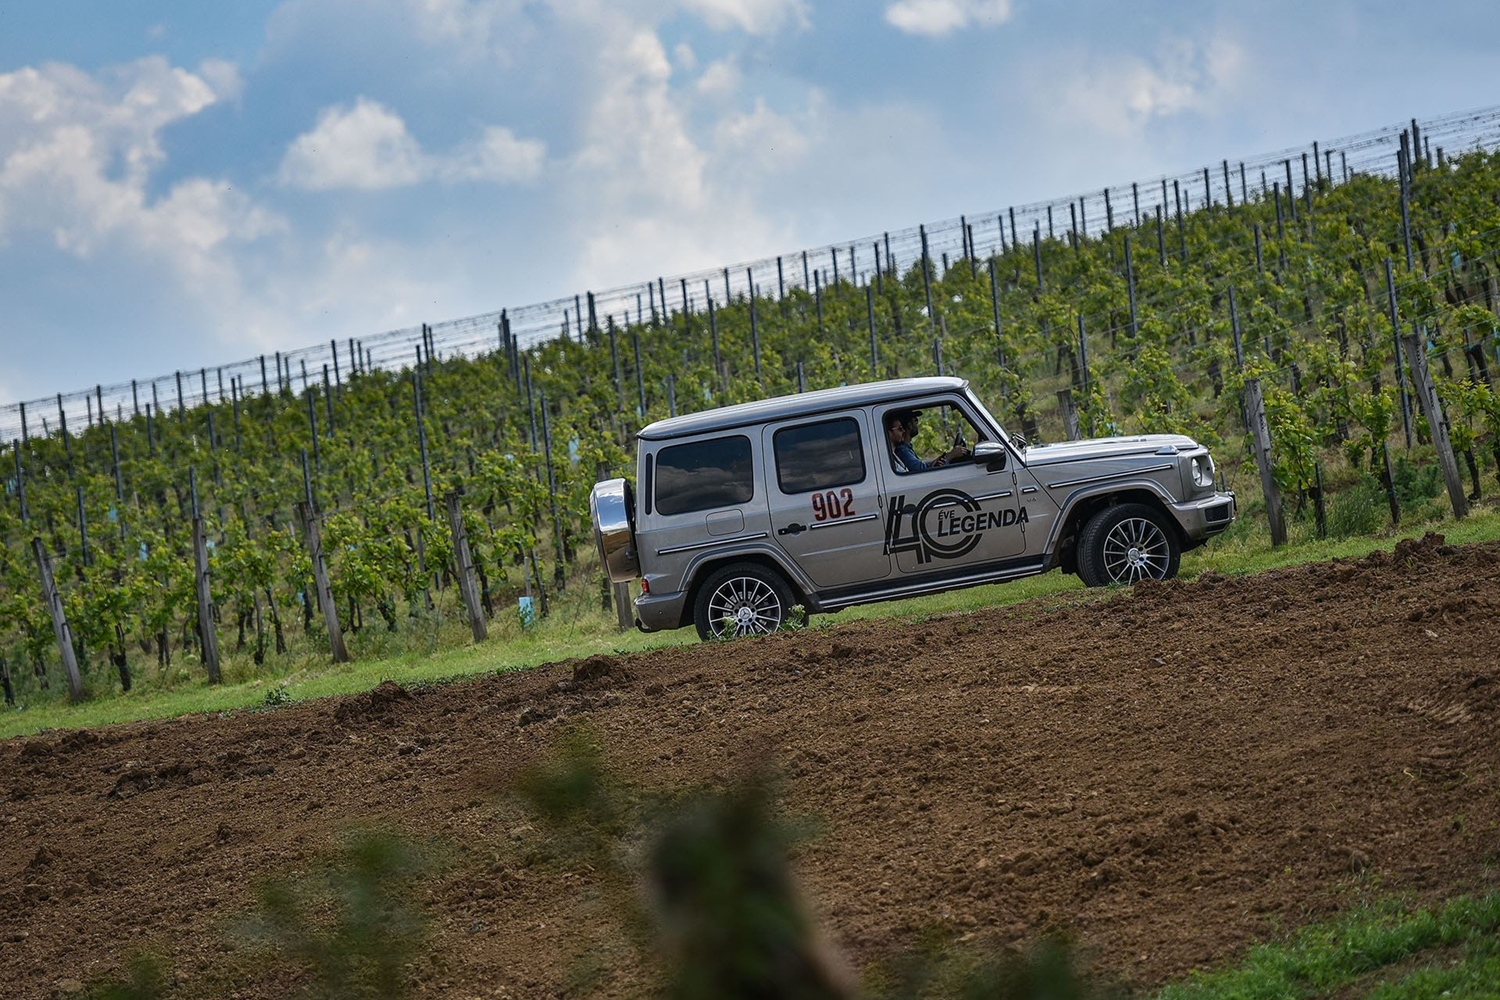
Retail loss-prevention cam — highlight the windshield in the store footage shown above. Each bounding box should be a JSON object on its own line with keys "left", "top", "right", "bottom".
{"left": 963, "top": 388, "right": 1011, "bottom": 444}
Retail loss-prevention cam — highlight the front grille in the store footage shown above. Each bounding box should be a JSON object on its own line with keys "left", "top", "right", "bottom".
{"left": 1204, "top": 502, "right": 1232, "bottom": 524}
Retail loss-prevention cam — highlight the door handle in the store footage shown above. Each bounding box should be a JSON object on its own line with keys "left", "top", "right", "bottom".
{"left": 777, "top": 522, "right": 806, "bottom": 536}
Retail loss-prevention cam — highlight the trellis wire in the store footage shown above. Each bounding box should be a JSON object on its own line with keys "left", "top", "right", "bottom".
{"left": 5, "top": 104, "right": 1500, "bottom": 444}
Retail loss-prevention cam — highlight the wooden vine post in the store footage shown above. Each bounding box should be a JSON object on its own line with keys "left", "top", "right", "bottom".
{"left": 189, "top": 469, "right": 222, "bottom": 684}
{"left": 748, "top": 268, "right": 763, "bottom": 380}
{"left": 1231, "top": 287, "right": 1286, "bottom": 547}
{"left": 1384, "top": 259, "right": 1414, "bottom": 448}
{"left": 1056, "top": 389, "right": 1081, "bottom": 441}
{"left": 538, "top": 390, "right": 567, "bottom": 590}
{"left": 1401, "top": 333, "right": 1469, "bottom": 520}
{"left": 300, "top": 501, "right": 351, "bottom": 663}
{"left": 1243, "top": 378, "right": 1287, "bottom": 547}
{"left": 445, "top": 491, "right": 488, "bottom": 643}
{"left": 919, "top": 224, "right": 935, "bottom": 333}
{"left": 32, "top": 537, "right": 85, "bottom": 702}
{"left": 614, "top": 582, "right": 634, "bottom": 631}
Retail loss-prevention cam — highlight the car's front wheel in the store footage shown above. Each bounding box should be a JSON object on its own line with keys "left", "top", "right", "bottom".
{"left": 1077, "top": 503, "right": 1181, "bottom": 587}
{"left": 693, "top": 563, "right": 795, "bottom": 641}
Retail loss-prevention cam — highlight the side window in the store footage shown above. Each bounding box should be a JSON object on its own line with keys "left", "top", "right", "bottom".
{"left": 655, "top": 435, "right": 754, "bottom": 515}
{"left": 884, "top": 402, "right": 983, "bottom": 475}
{"left": 773, "top": 417, "right": 866, "bottom": 494}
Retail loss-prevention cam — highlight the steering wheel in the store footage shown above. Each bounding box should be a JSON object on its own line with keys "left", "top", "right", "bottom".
{"left": 951, "top": 428, "right": 970, "bottom": 462}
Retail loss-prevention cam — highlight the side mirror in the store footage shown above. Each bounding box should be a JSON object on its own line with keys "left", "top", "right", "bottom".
{"left": 973, "top": 441, "right": 1007, "bottom": 471}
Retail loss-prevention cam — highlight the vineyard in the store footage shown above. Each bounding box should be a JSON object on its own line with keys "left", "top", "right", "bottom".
{"left": 4, "top": 108, "right": 1500, "bottom": 706}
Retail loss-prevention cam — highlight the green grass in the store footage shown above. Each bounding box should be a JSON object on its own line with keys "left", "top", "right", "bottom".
{"left": 1183, "top": 500, "right": 1500, "bottom": 578}
{"left": 1155, "top": 891, "right": 1500, "bottom": 1000}
{"left": 4, "top": 503, "right": 1498, "bottom": 740}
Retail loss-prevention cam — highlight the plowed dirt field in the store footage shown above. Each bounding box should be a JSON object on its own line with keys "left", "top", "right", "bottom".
{"left": 3, "top": 534, "right": 1500, "bottom": 998}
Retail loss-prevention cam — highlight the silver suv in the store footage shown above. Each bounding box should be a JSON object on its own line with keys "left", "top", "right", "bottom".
{"left": 591, "top": 377, "right": 1235, "bottom": 640}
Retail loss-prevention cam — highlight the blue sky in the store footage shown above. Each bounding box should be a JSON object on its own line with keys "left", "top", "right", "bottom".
{"left": 2, "top": 0, "right": 1499, "bottom": 407}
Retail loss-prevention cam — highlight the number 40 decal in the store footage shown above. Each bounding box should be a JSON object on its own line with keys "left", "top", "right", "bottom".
{"left": 810, "top": 488, "right": 856, "bottom": 521}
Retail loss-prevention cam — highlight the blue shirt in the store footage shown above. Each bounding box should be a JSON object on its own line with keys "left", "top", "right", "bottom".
{"left": 893, "top": 441, "right": 928, "bottom": 473}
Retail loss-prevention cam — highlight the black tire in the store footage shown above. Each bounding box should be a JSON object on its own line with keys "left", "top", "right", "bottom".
{"left": 692, "top": 563, "right": 795, "bottom": 641}
{"left": 1076, "top": 503, "right": 1181, "bottom": 587}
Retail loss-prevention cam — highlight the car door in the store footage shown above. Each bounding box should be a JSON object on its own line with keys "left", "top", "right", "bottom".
{"left": 874, "top": 397, "right": 1045, "bottom": 577}
{"left": 762, "top": 411, "right": 892, "bottom": 589}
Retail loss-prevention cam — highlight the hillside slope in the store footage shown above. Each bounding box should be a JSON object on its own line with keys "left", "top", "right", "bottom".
{"left": 2, "top": 536, "right": 1498, "bottom": 996}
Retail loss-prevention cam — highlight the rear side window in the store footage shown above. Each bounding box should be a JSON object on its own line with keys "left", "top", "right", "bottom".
{"left": 655, "top": 435, "right": 754, "bottom": 515}
{"left": 774, "top": 417, "right": 866, "bottom": 494}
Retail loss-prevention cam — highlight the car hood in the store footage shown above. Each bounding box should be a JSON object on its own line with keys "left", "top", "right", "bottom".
{"left": 1022, "top": 433, "right": 1200, "bottom": 467}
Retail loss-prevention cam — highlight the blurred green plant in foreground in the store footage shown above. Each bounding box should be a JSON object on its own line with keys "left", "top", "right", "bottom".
{"left": 82, "top": 734, "right": 1113, "bottom": 999}
{"left": 514, "top": 729, "right": 1114, "bottom": 1000}
{"left": 235, "top": 831, "right": 432, "bottom": 1000}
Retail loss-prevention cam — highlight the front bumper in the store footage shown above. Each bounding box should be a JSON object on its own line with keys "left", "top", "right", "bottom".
{"left": 635, "top": 589, "right": 690, "bottom": 633}
{"left": 1168, "top": 490, "right": 1237, "bottom": 541}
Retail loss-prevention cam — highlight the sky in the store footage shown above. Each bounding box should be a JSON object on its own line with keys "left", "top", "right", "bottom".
{"left": 2, "top": 0, "right": 1500, "bottom": 408}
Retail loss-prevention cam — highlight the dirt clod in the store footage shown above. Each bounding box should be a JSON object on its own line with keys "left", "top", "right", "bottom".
{"left": 571, "top": 654, "right": 625, "bottom": 684}
{"left": 332, "top": 679, "right": 412, "bottom": 722}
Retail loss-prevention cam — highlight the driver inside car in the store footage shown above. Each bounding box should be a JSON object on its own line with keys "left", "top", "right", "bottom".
{"left": 885, "top": 408, "right": 970, "bottom": 474}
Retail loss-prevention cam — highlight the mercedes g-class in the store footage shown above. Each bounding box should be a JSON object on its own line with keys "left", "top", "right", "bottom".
{"left": 590, "top": 377, "right": 1235, "bottom": 640}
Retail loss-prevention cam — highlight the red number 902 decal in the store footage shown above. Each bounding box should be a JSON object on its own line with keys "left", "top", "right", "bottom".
{"left": 811, "top": 489, "right": 857, "bottom": 521}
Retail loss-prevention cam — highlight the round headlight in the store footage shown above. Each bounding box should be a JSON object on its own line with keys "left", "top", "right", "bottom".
{"left": 1191, "top": 455, "right": 1215, "bottom": 489}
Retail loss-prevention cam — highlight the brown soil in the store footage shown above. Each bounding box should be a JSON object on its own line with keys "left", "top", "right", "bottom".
{"left": 3, "top": 534, "right": 1499, "bottom": 997}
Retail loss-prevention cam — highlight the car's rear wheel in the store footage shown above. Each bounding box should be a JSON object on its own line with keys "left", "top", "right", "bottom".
{"left": 1077, "top": 503, "right": 1180, "bottom": 587}
{"left": 693, "top": 563, "right": 794, "bottom": 641}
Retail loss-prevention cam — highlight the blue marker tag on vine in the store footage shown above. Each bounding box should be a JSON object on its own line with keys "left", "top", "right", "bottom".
{"left": 518, "top": 595, "right": 536, "bottom": 630}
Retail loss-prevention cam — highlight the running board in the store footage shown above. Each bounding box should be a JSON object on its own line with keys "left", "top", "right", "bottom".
{"left": 815, "top": 558, "right": 1050, "bottom": 613}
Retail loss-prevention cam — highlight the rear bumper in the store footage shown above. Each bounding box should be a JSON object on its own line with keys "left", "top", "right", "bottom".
{"left": 635, "top": 590, "right": 690, "bottom": 633}
{"left": 1168, "top": 490, "right": 1237, "bottom": 540}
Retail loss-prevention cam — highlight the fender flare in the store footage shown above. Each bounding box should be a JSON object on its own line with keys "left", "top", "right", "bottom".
{"left": 671, "top": 543, "right": 820, "bottom": 624}
{"left": 1042, "top": 479, "right": 1181, "bottom": 559}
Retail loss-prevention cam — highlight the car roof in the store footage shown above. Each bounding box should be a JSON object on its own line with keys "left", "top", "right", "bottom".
{"left": 637, "top": 377, "right": 970, "bottom": 441}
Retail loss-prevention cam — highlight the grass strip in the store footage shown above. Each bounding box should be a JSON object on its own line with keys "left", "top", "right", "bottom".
{"left": 1156, "top": 892, "right": 1500, "bottom": 1000}
{"left": 4, "top": 507, "right": 1499, "bottom": 739}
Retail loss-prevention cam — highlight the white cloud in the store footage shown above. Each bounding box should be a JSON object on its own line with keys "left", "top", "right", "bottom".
{"left": 1056, "top": 36, "right": 1247, "bottom": 137}
{"left": 714, "top": 97, "right": 812, "bottom": 173}
{"left": 556, "top": 8, "right": 806, "bottom": 287}
{"left": 0, "top": 57, "right": 226, "bottom": 197}
{"left": 410, "top": 0, "right": 517, "bottom": 44}
{"left": 696, "top": 58, "right": 741, "bottom": 98}
{"left": 571, "top": 27, "right": 704, "bottom": 207}
{"left": 884, "top": 0, "right": 1012, "bottom": 38}
{"left": 195, "top": 58, "right": 245, "bottom": 103}
{"left": 279, "top": 97, "right": 545, "bottom": 190}
{"left": 680, "top": 0, "right": 809, "bottom": 35}
{"left": 0, "top": 57, "right": 272, "bottom": 255}
{"left": 268, "top": 0, "right": 531, "bottom": 66}
{"left": 249, "top": 227, "right": 461, "bottom": 343}
{"left": 0, "top": 57, "right": 297, "bottom": 368}
{"left": 444, "top": 125, "right": 547, "bottom": 183}
{"left": 143, "top": 179, "right": 283, "bottom": 255}
{"left": 338, "top": 0, "right": 808, "bottom": 45}
{"left": 278, "top": 98, "right": 426, "bottom": 190}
